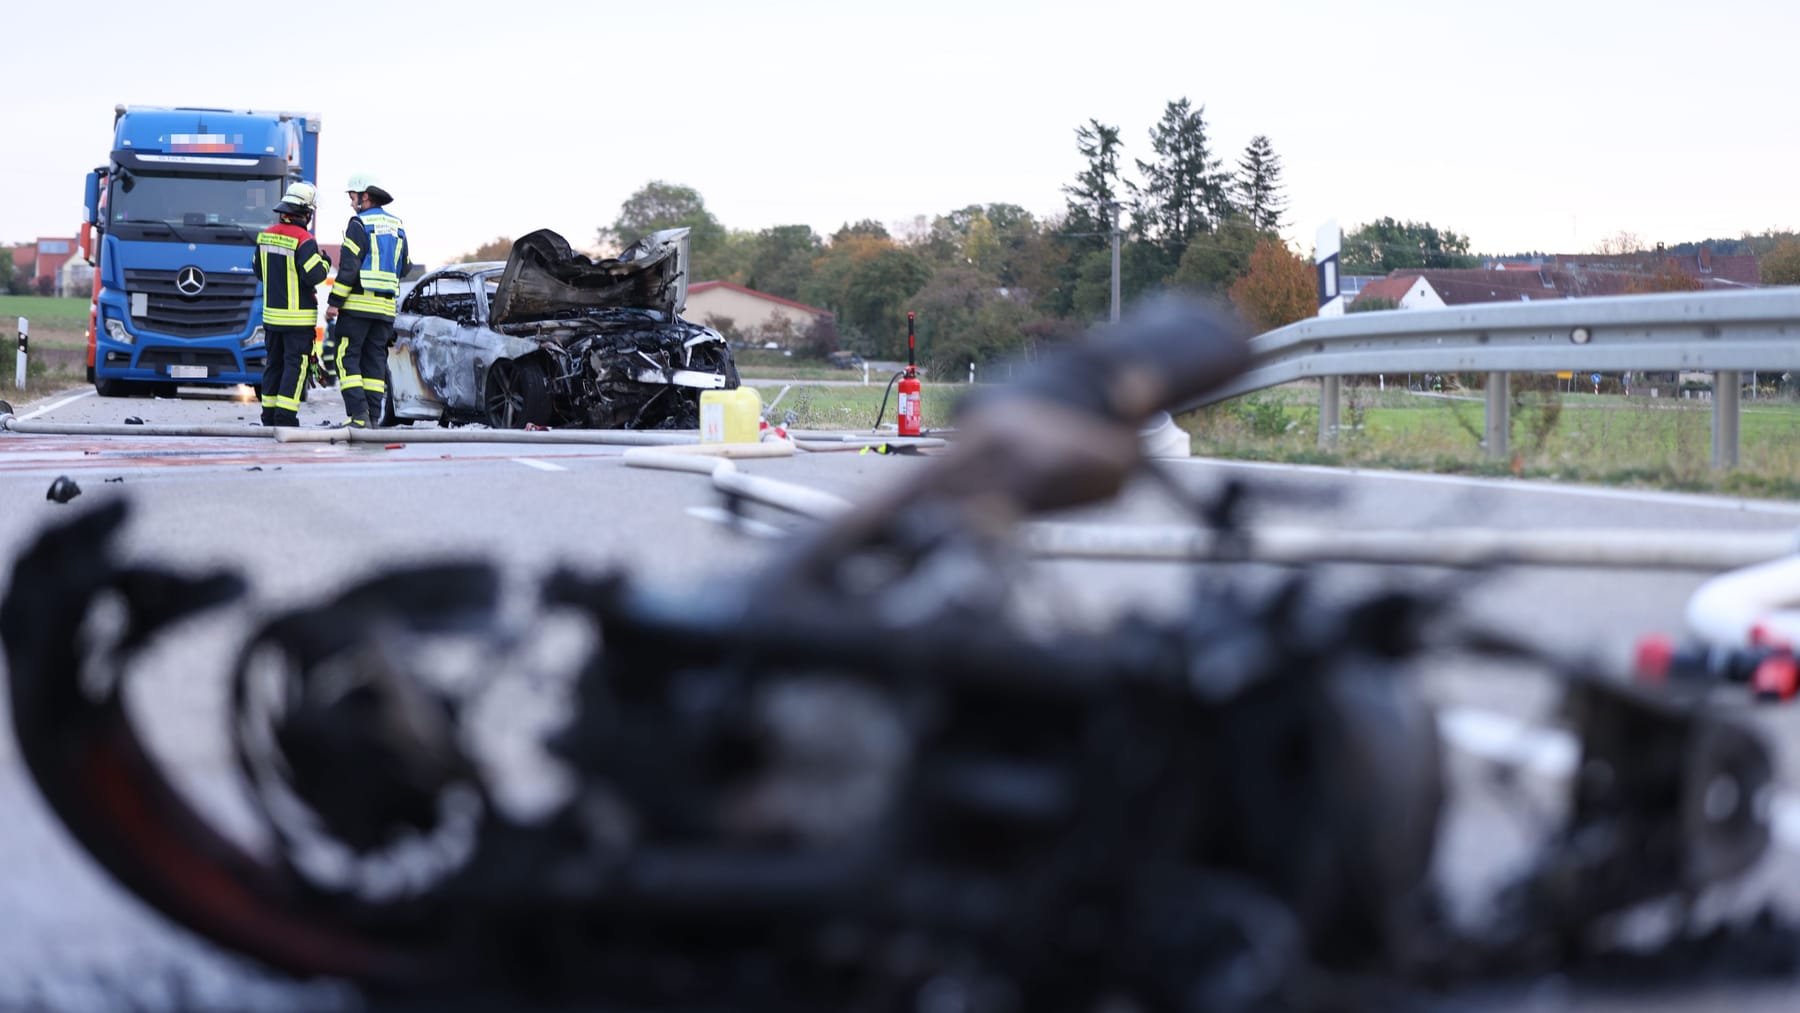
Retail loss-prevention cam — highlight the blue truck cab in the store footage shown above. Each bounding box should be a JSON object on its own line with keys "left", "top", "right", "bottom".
{"left": 81, "top": 105, "right": 321, "bottom": 396}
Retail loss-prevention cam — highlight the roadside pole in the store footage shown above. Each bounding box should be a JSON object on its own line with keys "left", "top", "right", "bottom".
{"left": 14, "top": 317, "right": 26, "bottom": 392}
{"left": 1315, "top": 222, "right": 1343, "bottom": 447}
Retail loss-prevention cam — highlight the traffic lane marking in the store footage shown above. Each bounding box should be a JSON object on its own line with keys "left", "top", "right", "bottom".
{"left": 0, "top": 435, "right": 631, "bottom": 474}
{"left": 511, "top": 458, "right": 567, "bottom": 472}
{"left": 15, "top": 390, "right": 96, "bottom": 421}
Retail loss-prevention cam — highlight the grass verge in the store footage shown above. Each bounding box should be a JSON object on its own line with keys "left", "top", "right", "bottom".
{"left": 1180, "top": 385, "right": 1800, "bottom": 499}
{"left": 1, "top": 358, "right": 88, "bottom": 410}
{"left": 0, "top": 295, "right": 90, "bottom": 330}
{"left": 743, "top": 380, "right": 973, "bottom": 431}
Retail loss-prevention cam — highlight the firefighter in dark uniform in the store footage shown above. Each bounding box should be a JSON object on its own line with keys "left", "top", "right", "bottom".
{"left": 252, "top": 182, "right": 331, "bottom": 427}
{"left": 325, "top": 173, "right": 409, "bottom": 427}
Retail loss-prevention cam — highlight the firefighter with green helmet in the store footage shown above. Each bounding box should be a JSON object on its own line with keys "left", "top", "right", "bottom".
{"left": 251, "top": 181, "right": 331, "bottom": 427}
{"left": 326, "top": 172, "right": 409, "bottom": 427}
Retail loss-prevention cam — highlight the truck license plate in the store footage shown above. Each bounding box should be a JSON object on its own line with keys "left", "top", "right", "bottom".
{"left": 169, "top": 365, "right": 209, "bottom": 379}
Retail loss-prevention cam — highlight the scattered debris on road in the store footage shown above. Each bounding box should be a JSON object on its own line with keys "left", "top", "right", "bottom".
{"left": 44, "top": 476, "right": 80, "bottom": 503}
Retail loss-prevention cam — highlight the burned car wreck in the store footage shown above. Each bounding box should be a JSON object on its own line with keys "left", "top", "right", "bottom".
{"left": 386, "top": 227, "right": 739, "bottom": 429}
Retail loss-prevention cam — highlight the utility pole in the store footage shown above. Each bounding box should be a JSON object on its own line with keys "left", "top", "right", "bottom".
{"left": 1108, "top": 202, "right": 1122, "bottom": 324}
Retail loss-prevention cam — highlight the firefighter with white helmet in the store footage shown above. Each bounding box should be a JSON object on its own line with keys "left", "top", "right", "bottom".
{"left": 326, "top": 172, "right": 408, "bottom": 427}
{"left": 251, "top": 182, "right": 331, "bottom": 427}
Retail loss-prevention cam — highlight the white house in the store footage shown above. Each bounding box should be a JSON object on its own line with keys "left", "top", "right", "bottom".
{"left": 685, "top": 282, "right": 831, "bottom": 346}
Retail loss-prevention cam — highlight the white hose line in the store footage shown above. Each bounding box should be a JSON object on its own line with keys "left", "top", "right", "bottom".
{"left": 624, "top": 445, "right": 851, "bottom": 520}
{"left": 792, "top": 437, "right": 949, "bottom": 453}
{"left": 3, "top": 417, "right": 272, "bottom": 438}
{"left": 275, "top": 426, "right": 701, "bottom": 446}
{"left": 1022, "top": 523, "right": 1800, "bottom": 571}
{"left": 622, "top": 441, "right": 1800, "bottom": 570}
{"left": 784, "top": 430, "right": 950, "bottom": 444}
{"left": 624, "top": 442, "right": 797, "bottom": 459}
{"left": 1686, "top": 555, "right": 1800, "bottom": 648}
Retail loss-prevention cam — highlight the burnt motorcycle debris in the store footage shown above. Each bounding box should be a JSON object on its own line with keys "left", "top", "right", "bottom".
{"left": 386, "top": 228, "right": 738, "bottom": 430}
{"left": 1, "top": 299, "right": 1796, "bottom": 1010}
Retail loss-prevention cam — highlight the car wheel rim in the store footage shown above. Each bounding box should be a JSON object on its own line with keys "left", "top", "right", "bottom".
{"left": 486, "top": 362, "right": 522, "bottom": 428}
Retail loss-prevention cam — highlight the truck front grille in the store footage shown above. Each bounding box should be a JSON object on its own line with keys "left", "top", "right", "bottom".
{"left": 124, "top": 269, "right": 257, "bottom": 338}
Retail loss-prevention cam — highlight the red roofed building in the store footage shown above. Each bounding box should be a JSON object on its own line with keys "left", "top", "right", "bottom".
{"left": 1352, "top": 259, "right": 1752, "bottom": 311}
{"left": 1351, "top": 274, "right": 1442, "bottom": 310}
{"left": 9, "top": 237, "right": 78, "bottom": 294}
{"left": 1552, "top": 247, "right": 1759, "bottom": 287}
{"left": 28, "top": 237, "right": 76, "bottom": 287}
{"left": 685, "top": 281, "right": 832, "bottom": 347}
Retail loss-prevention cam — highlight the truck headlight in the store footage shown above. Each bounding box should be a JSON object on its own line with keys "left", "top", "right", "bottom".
{"left": 242, "top": 325, "right": 265, "bottom": 350}
{"left": 105, "top": 317, "right": 133, "bottom": 346}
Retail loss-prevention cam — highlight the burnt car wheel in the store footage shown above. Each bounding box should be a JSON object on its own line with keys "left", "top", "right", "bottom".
{"left": 483, "top": 357, "right": 553, "bottom": 429}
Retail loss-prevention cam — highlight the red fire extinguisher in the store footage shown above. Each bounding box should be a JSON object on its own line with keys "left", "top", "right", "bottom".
{"left": 897, "top": 311, "right": 923, "bottom": 437}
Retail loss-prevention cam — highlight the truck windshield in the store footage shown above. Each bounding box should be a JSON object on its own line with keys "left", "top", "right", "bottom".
{"left": 108, "top": 173, "right": 284, "bottom": 241}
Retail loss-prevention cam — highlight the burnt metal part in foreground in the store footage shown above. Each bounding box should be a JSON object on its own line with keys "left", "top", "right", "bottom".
{"left": 0, "top": 297, "right": 1791, "bottom": 1008}
{"left": 3, "top": 501, "right": 1787, "bottom": 1008}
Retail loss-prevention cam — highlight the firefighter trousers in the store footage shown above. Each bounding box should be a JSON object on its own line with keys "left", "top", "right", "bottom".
{"left": 335, "top": 313, "right": 394, "bottom": 425}
{"left": 259, "top": 324, "right": 312, "bottom": 427}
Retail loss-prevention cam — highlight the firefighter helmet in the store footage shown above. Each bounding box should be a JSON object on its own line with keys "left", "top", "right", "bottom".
{"left": 346, "top": 172, "right": 392, "bottom": 205}
{"left": 273, "top": 181, "right": 318, "bottom": 218}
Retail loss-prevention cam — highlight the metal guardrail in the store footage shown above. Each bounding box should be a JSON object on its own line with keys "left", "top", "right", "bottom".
{"left": 1177, "top": 289, "right": 1800, "bottom": 468}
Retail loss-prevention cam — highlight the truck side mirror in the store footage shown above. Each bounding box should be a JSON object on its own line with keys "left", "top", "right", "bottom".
{"left": 83, "top": 171, "right": 100, "bottom": 226}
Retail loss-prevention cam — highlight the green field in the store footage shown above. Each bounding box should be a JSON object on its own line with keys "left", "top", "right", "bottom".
{"left": 0, "top": 296, "right": 88, "bottom": 348}
{"left": 1182, "top": 386, "right": 1800, "bottom": 498}
{"left": 0, "top": 295, "right": 89, "bottom": 327}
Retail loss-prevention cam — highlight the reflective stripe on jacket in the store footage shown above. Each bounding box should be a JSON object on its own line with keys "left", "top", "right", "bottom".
{"left": 253, "top": 222, "right": 332, "bottom": 327}
{"left": 330, "top": 207, "right": 409, "bottom": 319}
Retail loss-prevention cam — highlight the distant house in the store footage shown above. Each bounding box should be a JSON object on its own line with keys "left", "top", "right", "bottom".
{"left": 1551, "top": 247, "right": 1759, "bottom": 287}
{"left": 28, "top": 237, "right": 76, "bottom": 293}
{"left": 58, "top": 256, "right": 94, "bottom": 298}
{"left": 1339, "top": 274, "right": 1384, "bottom": 303}
{"left": 1352, "top": 274, "right": 1443, "bottom": 310}
{"left": 685, "top": 281, "right": 831, "bottom": 346}
{"left": 1350, "top": 253, "right": 1753, "bottom": 311}
{"left": 11, "top": 245, "right": 36, "bottom": 281}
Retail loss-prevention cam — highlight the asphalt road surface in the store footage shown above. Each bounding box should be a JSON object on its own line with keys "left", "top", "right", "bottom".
{"left": 4, "top": 383, "right": 1800, "bottom": 1010}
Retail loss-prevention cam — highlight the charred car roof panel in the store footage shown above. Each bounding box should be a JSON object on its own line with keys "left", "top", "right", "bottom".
{"left": 488, "top": 228, "right": 690, "bottom": 327}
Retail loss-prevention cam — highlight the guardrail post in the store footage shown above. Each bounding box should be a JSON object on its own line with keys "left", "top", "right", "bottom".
{"left": 1713, "top": 370, "right": 1740, "bottom": 469}
{"left": 1318, "top": 376, "right": 1340, "bottom": 447}
{"left": 1484, "top": 371, "right": 1509, "bottom": 459}
{"left": 14, "top": 317, "right": 26, "bottom": 392}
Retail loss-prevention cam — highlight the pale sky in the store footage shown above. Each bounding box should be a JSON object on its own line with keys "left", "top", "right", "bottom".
{"left": 4, "top": 0, "right": 1796, "bottom": 265}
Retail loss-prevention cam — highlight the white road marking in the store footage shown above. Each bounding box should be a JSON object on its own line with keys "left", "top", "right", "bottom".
{"left": 1438, "top": 705, "right": 1800, "bottom": 851}
{"left": 1196, "top": 458, "right": 1800, "bottom": 516}
{"left": 510, "top": 457, "right": 566, "bottom": 472}
{"left": 685, "top": 505, "right": 788, "bottom": 539}
{"left": 17, "top": 389, "right": 96, "bottom": 421}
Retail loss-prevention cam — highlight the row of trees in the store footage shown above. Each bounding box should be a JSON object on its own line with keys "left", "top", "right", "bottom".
{"left": 454, "top": 152, "right": 1800, "bottom": 379}
{"left": 452, "top": 102, "right": 1800, "bottom": 374}
{"left": 484, "top": 98, "right": 1310, "bottom": 374}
